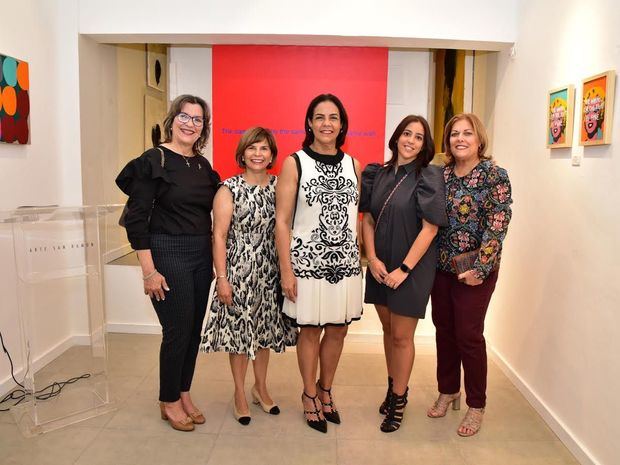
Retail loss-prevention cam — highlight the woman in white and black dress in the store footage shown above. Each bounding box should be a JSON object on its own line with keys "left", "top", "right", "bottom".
{"left": 275, "top": 94, "right": 362, "bottom": 433}
{"left": 360, "top": 115, "right": 447, "bottom": 432}
{"left": 201, "top": 127, "right": 297, "bottom": 425}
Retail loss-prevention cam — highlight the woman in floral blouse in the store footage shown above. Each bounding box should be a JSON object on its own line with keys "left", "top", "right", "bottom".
{"left": 428, "top": 113, "right": 512, "bottom": 437}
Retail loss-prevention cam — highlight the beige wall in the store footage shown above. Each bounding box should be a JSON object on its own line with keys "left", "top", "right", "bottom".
{"left": 487, "top": 1, "right": 620, "bottom": 463}
{"left": 472, "top": 51, "right": 498, "bottom": 152}
{"left": 79, "top": 40, "right": 167, "bottom": 260}
{"left": 80, "top": 41, "right": 153, "bottom": 206}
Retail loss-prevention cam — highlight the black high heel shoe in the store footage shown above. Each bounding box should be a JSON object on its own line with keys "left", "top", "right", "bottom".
{"left": 380, "top": 387, "right": 408, "bottom": 433}
{"left": 302, "top": 392, "right": 327, "bottom": 433}
{"left": 317, "top": 382, "right": 341, "bottom": 424}
{"left": 379, "top": 376, "right": 393, "bottom": 415}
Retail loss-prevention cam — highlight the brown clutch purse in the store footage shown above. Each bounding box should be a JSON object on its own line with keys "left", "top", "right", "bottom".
{"left": 451, "top": 249, "right": 479, "bottom": 275}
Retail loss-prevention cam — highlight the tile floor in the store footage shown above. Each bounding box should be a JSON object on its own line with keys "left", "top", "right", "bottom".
{"left": 0, "top": 334, "right": 579, "bottom": 465}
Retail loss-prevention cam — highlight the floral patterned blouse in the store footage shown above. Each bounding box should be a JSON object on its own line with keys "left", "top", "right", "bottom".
{"left": 437, "top": 159, "right": 513, "bottom": 280}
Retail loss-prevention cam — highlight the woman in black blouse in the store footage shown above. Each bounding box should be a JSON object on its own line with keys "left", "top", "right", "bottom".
{"left": 360, "top": 115, "right": 447, "bottom": 432}
{"left": 116, "top": 94, "right": 220, "bottom": 432}
{"left": 428, "top": 113, "right": 512, "bottom": 437}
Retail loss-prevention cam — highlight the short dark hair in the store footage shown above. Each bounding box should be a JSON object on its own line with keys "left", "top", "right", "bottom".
{"left": 386, "top": 115, "right": 435, "bottom": 172}
{"left": 161, "top": 94, "right": 211, "bottom": 156}
{"left": 443, "top": 113, "right": 491, "bottom": 165}
{"left": 302, "top": 94, "right": 349, "bottom": 149}
{"left": 235, "top": 127, "right": 278, "bottom": 169}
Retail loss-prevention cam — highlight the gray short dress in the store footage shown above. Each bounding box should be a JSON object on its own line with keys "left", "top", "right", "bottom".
{"left": 360, "top": 160, "right": 448, "bottom": 318}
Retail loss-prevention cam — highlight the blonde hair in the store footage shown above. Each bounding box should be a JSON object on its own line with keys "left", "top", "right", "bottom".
{"left": 443, "top": 113, "right": 491, "bottom": 165}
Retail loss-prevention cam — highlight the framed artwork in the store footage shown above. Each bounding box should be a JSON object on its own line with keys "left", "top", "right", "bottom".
{"left": 146, "top": 44, "right": 167, "bottom": 92}
{"left": 0, "top": 53, "right": 30, "bottom": 144}
{"left": 579, "top": 70, "right": 616, "bottom": 146}
{"left": 547, "top": 85, "right": 575, "bottom": 148}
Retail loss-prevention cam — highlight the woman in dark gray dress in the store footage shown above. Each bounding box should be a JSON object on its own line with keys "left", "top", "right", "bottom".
{"left": 360, "top": 115, "right": 447, "bottom": 432}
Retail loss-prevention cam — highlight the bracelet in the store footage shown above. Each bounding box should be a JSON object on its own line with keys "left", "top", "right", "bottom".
{"left": 142, "top": 270, "right": 158, "bottom": 280}
{"left": 216, "top": 275, "right": 227, "bottom": 280}
{"left": 367, "top": 257, "right": 378, "bottom": 263}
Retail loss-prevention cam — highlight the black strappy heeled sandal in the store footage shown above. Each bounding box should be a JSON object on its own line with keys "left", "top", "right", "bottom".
{"left": 317, "top": 381, "right": 341, "bottom": 424}
{"left": 302, "top": 392, "right": 327, "bottom": 433}
{"left": 379, "top": 376, "right": 393, "bottom": 415}
{"left": 380, "top": 387, "right": 408, "bottom": 433}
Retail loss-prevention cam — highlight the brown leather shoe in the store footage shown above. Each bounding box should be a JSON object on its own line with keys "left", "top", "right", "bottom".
{"left": 160, "top": 403, "right": 195, "bottom": 432}
{"left": 188, "top": 409, "right": 206, "bottom": 424}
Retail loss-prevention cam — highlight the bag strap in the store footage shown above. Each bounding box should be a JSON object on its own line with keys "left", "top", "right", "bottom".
{"left": 157, "top": 146, "right": 165, "bottom": 167}
{"left": 374, "top": 172, "right": 410, "bottom": 232}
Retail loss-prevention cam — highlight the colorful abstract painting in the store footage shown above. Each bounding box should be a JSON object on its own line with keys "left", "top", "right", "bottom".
{"left": 0, "top": 53, "right": 30, "bottom": 144}
{"left": 580, "top": 71, "right": 615, "bottom": 146}
{"left": 547, "top": 85, "right": 574, "bottom": 148}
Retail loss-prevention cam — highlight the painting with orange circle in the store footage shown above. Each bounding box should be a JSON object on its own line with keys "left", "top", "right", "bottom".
{"left": 0, "top": 53, "right": 30, "bottom": 144}
{"left": 580, "top": 71, "right": 616, "bottom": 146}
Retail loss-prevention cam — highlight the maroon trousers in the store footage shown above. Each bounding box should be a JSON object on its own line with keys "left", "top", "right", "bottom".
{"left": 430, "top": 269, "right": 499, "bottom": 408}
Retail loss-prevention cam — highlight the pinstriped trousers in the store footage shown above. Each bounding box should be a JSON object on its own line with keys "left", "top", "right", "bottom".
{"left": 150, "top": 234, "right": 212, "bottom": 402}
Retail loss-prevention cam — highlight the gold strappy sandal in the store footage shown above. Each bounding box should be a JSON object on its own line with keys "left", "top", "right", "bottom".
{"left": 427, "top": 392, "right": 461, "bottom": 418}
{"left": 457, "top": 407, "right": 484, "bottom": 437}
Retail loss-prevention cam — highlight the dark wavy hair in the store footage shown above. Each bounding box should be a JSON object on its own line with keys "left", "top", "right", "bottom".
{"left": 386, "top": 115, "right": 435, "bottom": 173}
{"left": 235, "top": 127, "right": 278, "bottom": 169}
{"left": 159, "top": 94, "right": 211, "bottom": 156}
{"left": 302, "top": 94, "right": 349, "bottom": 150}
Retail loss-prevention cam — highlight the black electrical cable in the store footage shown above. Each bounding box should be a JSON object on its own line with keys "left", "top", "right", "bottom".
{"left": 0, "top": 330, "right": 90, "bottom": 412}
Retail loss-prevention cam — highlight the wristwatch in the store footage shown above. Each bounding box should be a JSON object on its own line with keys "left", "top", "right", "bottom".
{"left": 400, "top": 263, "right": 412, "bottom": 273}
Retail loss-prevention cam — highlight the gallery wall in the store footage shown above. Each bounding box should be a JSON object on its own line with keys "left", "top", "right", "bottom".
{"left": 106, "top": 47, "right": 437, "bottom": 340}
{"left": 0, "top": 0, "right": 86, "bottom": 395}
{"left": 487, "top": 0, "right": 620, "bottom": 463}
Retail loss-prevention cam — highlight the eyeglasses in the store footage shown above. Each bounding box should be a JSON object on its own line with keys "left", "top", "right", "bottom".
{"left": 177, "top": 112, "right": 204, "bottom": 127}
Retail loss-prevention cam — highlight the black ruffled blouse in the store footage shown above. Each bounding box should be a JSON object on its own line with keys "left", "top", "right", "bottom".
{"left": 115, "top": 146, "right": 221, "bottom": 250}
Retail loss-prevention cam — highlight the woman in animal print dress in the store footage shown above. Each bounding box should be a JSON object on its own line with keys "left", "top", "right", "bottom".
{"left": 201, "top": 127, "right": 297, "bottom": 425}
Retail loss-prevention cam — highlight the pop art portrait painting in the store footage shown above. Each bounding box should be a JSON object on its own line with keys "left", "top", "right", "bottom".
{"left": 580, "top": 71, "right": 615, "bottom": 146}
{"left": 547, "top": 85, "right": 574, "bottom": 148}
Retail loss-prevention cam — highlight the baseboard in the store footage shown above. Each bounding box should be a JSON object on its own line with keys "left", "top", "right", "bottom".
{"left": 106, "top": 323, "right": 161, "bottom": 334}
{"left": 345, "top": 332, "right": 381, "bottom": 344}
{"left": 102, "top": 243, "right": 133, "bottom": 263}
{"left": 0, "top": 334, "right": 91, "bottom": 397}
{"left": 489, "top": 346, "right": 599, "bottom": 465}
{"left": 102, "top": 326, "right": 435, "bottom": 344}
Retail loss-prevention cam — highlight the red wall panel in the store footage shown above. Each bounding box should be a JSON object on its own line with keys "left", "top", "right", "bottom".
{"left": 212, "top": 45, "right": 388, "bottom": 180}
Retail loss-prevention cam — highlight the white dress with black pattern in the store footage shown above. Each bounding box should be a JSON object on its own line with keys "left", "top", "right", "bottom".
{"left": 201, "top": 175, "right": 297, "bottom": 359}
{"left": 282, "top": 149, "right": 363, "bottom": 327}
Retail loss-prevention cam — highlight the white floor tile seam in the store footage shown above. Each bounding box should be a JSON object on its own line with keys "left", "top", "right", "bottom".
{"left": 69, "top": 426, "right": 108, "bottom": 465}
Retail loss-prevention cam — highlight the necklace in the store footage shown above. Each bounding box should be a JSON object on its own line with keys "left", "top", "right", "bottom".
{"left": 180, "top": 154, "right": 202, "bottom": 170}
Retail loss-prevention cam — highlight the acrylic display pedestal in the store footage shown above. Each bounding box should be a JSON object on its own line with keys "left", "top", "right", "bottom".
{"left": 1, "top": 206, "right": 121, "bottom": 437}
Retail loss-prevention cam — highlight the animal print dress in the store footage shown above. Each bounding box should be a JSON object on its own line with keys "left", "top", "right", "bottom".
{"left": 200, "top": 175, "right": 297, "bottom": 359}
